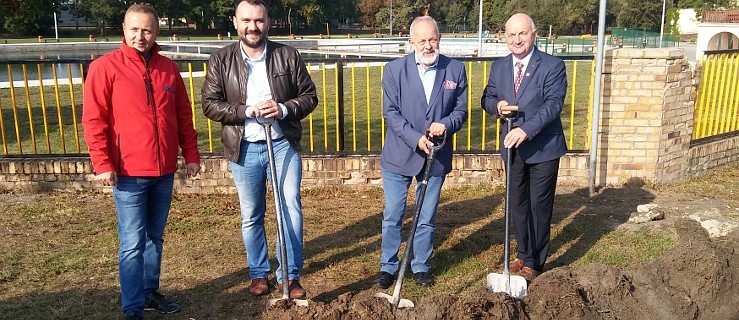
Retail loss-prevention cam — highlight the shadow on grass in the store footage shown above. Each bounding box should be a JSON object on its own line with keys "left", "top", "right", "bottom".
{"left": 308, "top": 188, "right": 504, "bottom": 303}
{"left": 0, "top": 179, "right": 656, "bottom": 318}
{"left": 0, "top": 268, "right": 273, "bottom": 319}
{"left": 428, "top": 177, "right": 656, "bottom": 294}
{"left": 546, "top": 178, "right": 656, "bottom": 269}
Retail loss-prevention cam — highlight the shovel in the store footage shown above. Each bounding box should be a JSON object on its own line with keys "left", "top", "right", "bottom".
{"left": 486, "top": 105, "right": 528, "bottom": 299}
{"left": 375, "top": 130, "right": 447, "bottom": 309}
{"left": 258, "top": 117, "right": 309, "bottom": 308}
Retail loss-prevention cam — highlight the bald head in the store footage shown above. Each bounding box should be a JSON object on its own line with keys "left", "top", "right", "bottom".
{"left": 506, "top": 13, "right": 536, "bottom": 31}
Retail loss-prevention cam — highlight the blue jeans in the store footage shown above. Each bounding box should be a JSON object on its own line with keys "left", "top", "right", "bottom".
{"left": 230, "top": 138, "right": 303, "bottom": 282}
{"left": 113, "top": 174, "right": 174, "bottom": 316}
{"left": 380, "top": 168, "right": 445, "bottom": 274}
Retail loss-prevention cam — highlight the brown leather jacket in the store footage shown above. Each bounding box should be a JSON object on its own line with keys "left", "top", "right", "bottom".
{"left": 202, "top": 40, "right": 318, "bottom": 161}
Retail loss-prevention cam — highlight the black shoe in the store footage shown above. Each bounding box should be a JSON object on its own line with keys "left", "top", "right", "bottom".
{"left": 123, "top": 311, "right": 143, "bottom": 320}
{"left": 413, "top": 272, "right": 433, "bottom": 287}
{"left": 144, "top": 291, "right": 181, "bottom": 314}
{"left": 374, "top": 271, "right": 395, "bottom": 289}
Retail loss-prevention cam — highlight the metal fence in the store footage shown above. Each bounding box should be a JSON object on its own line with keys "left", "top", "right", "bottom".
{"left": 610, "top": 27, "right": 680, "bottom": 49}
{"left": 693, "top": 50, "right": 739, "bottom": 141}
{"left": 0, "top": 56, "right": 597, "bottom": 157}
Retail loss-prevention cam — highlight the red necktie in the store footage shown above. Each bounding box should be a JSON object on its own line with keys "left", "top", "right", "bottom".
{"left": 514, "top": 61, "right": 524, "bottom": 95}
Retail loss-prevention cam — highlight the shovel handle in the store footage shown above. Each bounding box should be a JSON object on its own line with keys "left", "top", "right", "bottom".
{"left": 425, "top": 130, "right": 447, "bottom": 153}
{"left": 256, "top": 116, "right": 276, "bottom": 125}
{"left": 500, "top": 105, "right": 519, "bottom": 112}
{"left": 261, "top": 124, "right": 290, "bottom": 300}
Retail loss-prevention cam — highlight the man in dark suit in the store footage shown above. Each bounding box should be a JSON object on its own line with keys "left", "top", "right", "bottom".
{"left": 374, "top": 16, "right": 468, "bottom": 289}
{"left": 481, "top": 13, "right": 567, "bottom": 280}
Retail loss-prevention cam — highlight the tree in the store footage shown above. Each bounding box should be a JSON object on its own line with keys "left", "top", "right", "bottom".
{"left": 76, "top": 0, "right": 129, "bottom": 36}
{"left": 559, "top": 0, "right": 598, "bottom": 34}
{"left": 380, "top": 0, "right": 422, "bottom": 32}
{"left": 485, "top": 0, "right": 511, "bottom": 32}
{"left": 154, "top": 0, "right": 191, "bottom": 33}
{"left": 209, "top": 0, "right": 233, "bottom": 33}
{"left": 359, "top": 0, "right": 384, "bottom": 28}
{"left": 611, "top": 0, "right": 663, "bottom": 30}
{"left": 299, "top": 2, "right": 324, "bottom": 28}
{"left": 444, "top": 2, "right": 469, "bottom": 32}
{"left": 2, "top": 0, "right": 60, "bottom": 35}
{"left": 182, "top": 0, "right": 214, "bottom": 33}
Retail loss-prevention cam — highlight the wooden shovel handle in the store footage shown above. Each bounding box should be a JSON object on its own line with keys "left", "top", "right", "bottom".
{"left": 500, "top": 105, "right": 519, "bottom": 112}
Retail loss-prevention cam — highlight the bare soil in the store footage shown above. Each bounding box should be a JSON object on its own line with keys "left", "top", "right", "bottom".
{"left": 263, "top": 186, "right": 739, "bottom": 320}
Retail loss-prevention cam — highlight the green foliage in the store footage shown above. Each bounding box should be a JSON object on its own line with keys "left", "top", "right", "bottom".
{"left": 1, "top": 0, "right": 734, "bottom": 37}
{"left": 76, "top": 0, "right": 127, "bottom": 36}
{"left": 1, "top": 0, "right": 58, "bottom": 35}
{"left": 667, "top": 7, "right": 681, "bottom": 36}
{"left": 359, "top": 0, "right": 383, "bottom": 29}
{"left": 611, "top": 0, "right": 664, "bottom": 30}
{"left": 4, "top": 15, "right": 41, "bottom": 35}
{"left": 443, "top": 2, "right": 468, "bottom": 29}
{"left": 209, "top": 0, "right": 233, "bottom": 32}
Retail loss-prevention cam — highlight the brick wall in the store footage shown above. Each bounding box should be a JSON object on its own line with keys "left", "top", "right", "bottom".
{"left": 688, "top": 135, "right": 739, "bottom": 175}
{"left": 598, "top": 48, "right": 696, "bottom": 184}
{"left": 1, "top": 48, "right": 735, "bottom": 193}
{"left": 0, "top": 154, "right": 592, "bottom": 193}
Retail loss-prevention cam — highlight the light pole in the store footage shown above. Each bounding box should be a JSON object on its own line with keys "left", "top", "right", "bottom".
{"left": 288, "top": 8, "right": 292, "bottom": 35}
{"left": 52, "top": 2, "right": 58, "bottom": 40}
{"left": 477, "top": 0, "right": 483, "bottom": 56}
{"left": 389, "top": 0, "right": 393, "bottom": 36}
{"left": 659, "top": 0, "right": 666, "bottom": 47}
{"left": 53, "top": 12, "right": 59, "bottom": 40}
{"left": 589, "top": 0, "right": 608, "bottom": 195}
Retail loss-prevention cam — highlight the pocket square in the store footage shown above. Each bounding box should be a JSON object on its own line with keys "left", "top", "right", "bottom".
{"left": 442, "top": 80, "right": 457, "bottom": 90}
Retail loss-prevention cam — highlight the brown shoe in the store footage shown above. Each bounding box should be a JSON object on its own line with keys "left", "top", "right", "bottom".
{"left": 518, "top": 266, "right": 542, "bottom": 282}
{"left": 509, "top": 259, "right": 524, "bottom": 273}
{"left": 249, "top": 278, "right": 270, "bottom": 296}
{"left": 277, "top": 280, "right": 306, "bottom": 299}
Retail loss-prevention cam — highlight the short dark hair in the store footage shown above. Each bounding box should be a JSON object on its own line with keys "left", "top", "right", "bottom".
{"left": 125, "top": 4, "right": 159, "bottom": 21}
{"left": 233, "top": 0, "right": 270, "bottom": 15}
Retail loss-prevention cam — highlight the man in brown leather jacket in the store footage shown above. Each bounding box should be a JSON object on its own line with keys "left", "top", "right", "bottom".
{"left": 201, "top": 0, "right": 317, "bottom": 299}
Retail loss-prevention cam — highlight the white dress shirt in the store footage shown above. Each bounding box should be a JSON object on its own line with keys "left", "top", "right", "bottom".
{"left": 240, "top": 43, "right": 288, "bottom": 141}
{"left": 512, "top": 50, "right": 534, "bottom": 80}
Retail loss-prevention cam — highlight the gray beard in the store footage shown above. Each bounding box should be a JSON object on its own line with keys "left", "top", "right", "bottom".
{"left": 416, "top": 50, "right": 439, "bottom": 66}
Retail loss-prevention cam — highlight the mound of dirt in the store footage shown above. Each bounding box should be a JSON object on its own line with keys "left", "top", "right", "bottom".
{"left": 262, "top": 219, "right": 738, "bottom": 319}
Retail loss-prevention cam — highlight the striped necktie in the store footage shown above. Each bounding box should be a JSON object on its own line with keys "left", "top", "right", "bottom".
{"left": 514, "top": 61, "right": 524, "bottom": 95}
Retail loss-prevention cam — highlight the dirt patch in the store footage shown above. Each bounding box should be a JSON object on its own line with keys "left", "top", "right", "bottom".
{"left": 263, "top": 219, "right": 738, "bottom": 319}
{"left": 3, "top": 174, "right": 739, "bottom": 319}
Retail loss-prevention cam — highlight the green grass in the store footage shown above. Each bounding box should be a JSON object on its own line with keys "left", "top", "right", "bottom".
{"left": 5, "top": 165, "right": 737, "bottom": 318}
{"left": 652, "top": 162, "right": 739, "bottom": 209}
{"left": 1, "top": 59, "right": 595, "bottom": 156}
{"left": 0, "top": 172, "right": 705, "bottom": 318}
{"left": 576, "top": 229, "right": 675, "bottom": 268}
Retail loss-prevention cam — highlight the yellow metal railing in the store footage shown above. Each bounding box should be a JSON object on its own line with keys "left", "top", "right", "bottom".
{"left": 694, "top": 51, "right": 739, "bottom": 140}
{"left": 0, "top": 58, "right": 596, "bottom": 156}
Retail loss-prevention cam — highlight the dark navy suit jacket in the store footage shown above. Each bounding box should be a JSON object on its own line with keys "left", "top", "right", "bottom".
{"left": 381, "top": 53, "right": 468, "bottom": 177}
{"left": 481, "top": 47, "right": 568, "bottom": 163}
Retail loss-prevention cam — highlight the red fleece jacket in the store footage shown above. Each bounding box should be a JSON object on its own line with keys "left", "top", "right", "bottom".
{"left": 83, "top": 40, "right": 200, "bottom": 176}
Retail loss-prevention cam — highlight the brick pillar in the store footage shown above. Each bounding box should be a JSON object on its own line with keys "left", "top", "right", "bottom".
{"left": 599, "top": 48, "right": 695, "bottom": 184}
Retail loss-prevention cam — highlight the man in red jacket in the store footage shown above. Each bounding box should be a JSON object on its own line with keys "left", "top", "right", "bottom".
{"left": 82, "top": 4, "right": 200, "bottom": 320}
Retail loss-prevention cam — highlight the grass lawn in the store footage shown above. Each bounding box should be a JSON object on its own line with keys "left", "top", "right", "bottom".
{"left": 4, "top": 163, "right": 738, "bottom": 318}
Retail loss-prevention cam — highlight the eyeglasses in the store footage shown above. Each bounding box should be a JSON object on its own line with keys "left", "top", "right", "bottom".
{"left": 415, "top": 38, "right": 439, "bottom": 47}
